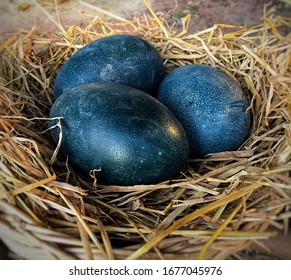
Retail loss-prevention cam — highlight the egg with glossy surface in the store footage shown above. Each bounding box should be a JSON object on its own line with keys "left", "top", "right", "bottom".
{"left": 54, "top": 34, "right": 164, "bottom": 98}
{"left": 49, "top": 83, "right": 189, "bottom": 185}
{"left": 156, "top": 64, "right": 251, "bottom": 157}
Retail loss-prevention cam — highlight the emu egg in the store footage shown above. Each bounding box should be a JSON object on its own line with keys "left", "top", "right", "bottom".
{"left": 49, "top": 83, "right": 189, "bottom": 185}
{"left": 54, "top": 34, "right": 164, "bottom": 98}
{"left": 156, "top": 64, "right": 251, "bottom": 157}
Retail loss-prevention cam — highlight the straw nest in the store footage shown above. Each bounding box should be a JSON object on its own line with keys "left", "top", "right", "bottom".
{"left": 0, "top": 2, "right": 291, "bottom": 260}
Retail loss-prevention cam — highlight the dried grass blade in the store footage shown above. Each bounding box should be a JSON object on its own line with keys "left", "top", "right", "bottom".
{"left": 127, "top": 182, "right": 262, "bottom": 260}
{"left": 57, "top": 189, "right": 108, "bottom": 259}
{"left": 144, "top": 0, "right": 170, "bottom": 38}
{"left": 79, "top": 0, "right": 129, "bottom": 23}
{"left": 197, "top": 198, "right": 245, "bottom": 260}
{"left": 77, "top": 220, "right": 93, "bottom": 260}
{"left": 0, "top": 200, "right": 36, "bottom": 224}
{"left": 96, "top": 219, "right": 115, "bottom": 260}
{"left": 11, "top": 174, "right": 56, "bottom": 195}
{"left": 242, "top": 44, "right": 277, "bottom": 76}
{"left": 31, "top": 0, "right": 66, "bottom": 34}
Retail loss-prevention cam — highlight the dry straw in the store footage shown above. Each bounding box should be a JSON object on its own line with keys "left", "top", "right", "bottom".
{"left": 0, "top": 1, "right": 291, "bottom": 259}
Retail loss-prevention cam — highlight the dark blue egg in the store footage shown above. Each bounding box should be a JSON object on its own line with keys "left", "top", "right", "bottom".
{"left": 54, "top": 34, "right": 164, "bottom": 98}
{"left": 156, "top": 64, "right": 251, "bottom": 157}
{"left": 49, "top": 83, "right": 189, "bottom": 185}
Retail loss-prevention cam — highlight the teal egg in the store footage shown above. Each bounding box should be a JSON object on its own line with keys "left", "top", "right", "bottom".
{"left": 49, "top": 83, "right": 189, "bottom": 185}
{"left": 54, "top": 34, "right": 164, "bottom": 98}
{"left": 156, "top": 64, "right": 251, "bottom": 157}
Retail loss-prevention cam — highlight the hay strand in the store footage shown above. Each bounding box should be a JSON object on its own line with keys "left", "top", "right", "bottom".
{"left": 126, "top": 182, "right": 262, "bottom": 260}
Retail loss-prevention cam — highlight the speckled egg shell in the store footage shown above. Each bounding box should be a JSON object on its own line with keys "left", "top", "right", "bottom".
{"left": 49, "top": 83, "right": 189, "bottom": 185}
{"left": 54, "top": 34, "right": 164, "bottom": 98}
{"left": 156, "top": 64, "right": 251, "bottom": 157}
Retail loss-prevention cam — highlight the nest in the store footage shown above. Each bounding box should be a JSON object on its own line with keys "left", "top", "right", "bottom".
{"left": 0, "top": 2, "right": 291, "bottom": 260}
